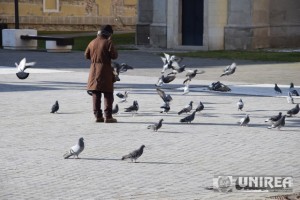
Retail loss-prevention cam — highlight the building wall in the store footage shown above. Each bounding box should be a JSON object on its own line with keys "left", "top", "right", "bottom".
{"left": 0, "top": 0, "right": 137, "bottom": 31}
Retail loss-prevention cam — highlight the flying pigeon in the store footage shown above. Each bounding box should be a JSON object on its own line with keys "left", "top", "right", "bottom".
{"left": 274, "top": 83, "right": 282, "bottom": 94}
{"left": 168, "top": 64, "right": 186, "bottom": 75}
{"left": 178, "top": 101, "right": 193, "bottom": 115}
{"left": 155, "top": 74, "right": 176, "bottom": 87}
{"left": 209, "top": 81, "right": 231, "bottom": 92}
{"left": 147, "top": 119, "right": 164, "bottom": 132}
{"left": 195, "top": 101, "right": 204, "bottom": 112}
{"left": 289, "top": 82, "right": 299, "bottom": 96}
{"left": 239, "top": 114, "right": 250, "bottom": 126}
{"left": 268, "top": 115, "right": 286, "bottom": 130}
{"left": 287, "top": 92, "right": 294, "bottom": 104}
{"left": 116, "top": 91, "right": 129, "bottom": 103}
{"left": 156, "top": 88, "right": 172, "bottom": 103}
{"left": 183, "top": 81, "right": 190, "bottom": 95}
{"left": 180, "top": 110, "right": 197, "bottom": 123}
{"left": 87, "top": 90, "right": 93, "bottom": 96}
{"left": 183, "top": 69, "right": 205, "bottom": 84}
{"left": 112, "top": 62, "right": 133, "bottom": 74}
{"left": 15, "top": 57, "right": 36, "bottom": 79}
{"left": 124, "top": 100, "right": 139, "bottom": 116}
{"left": 160, "top": 102, "right": 170, "bottom": 114}
{"left": 265, "top": 112, "right": 282, "bottom": 124}
{"left": 160, "top": 53, "right": 183, "bottom": 73}
{"left": 63, "top": 137, "right": 85, "bottom": 159}
{"left": 112, "top": 104, "right": 119, "bottom": 115}
{"left": 220, "top": 62, "right": 237, "bottom": 77}
{"left": 287, "top": 104, "right": 299, "bottom": 117}
{"left": 121, "top": 145, "right": 145, "bottom": 162}
{"left": 237, "top": 99, "right": 244, "bottom": 111}
{"left": 50, "top": 101, "right": 59, "bottom": 113}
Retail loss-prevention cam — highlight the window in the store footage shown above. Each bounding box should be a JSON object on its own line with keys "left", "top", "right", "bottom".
{"left": 43, "top": 0, "right": 59, "bottom": 13}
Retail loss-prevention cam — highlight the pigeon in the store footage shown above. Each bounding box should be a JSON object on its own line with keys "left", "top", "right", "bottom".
{"left": 268, "top": 115, "right": 286, "bottom": 130}
{"left": 178, "top": 101, "right": 193, "bottom": 115}
{"left": 63, "top": 137, "right": 85, "bottom": 159}
{"left": 124, "top": 100, "right": 139, "bottom": 115}
{"left": 87, "top": 90, "right": 93, "bottom": 96}
{"left": 180, "top": 110, "right": 197, "bottom": 123}
{"left": 237, "top": 99, "right": 244, "bottom": 111}
{"left": 50, "top": 101, "right": 59, "bottom": 113}
{"left": 289, "top": 82, "right": 299, "bottom": 96}
{"left": 15, "top": 57, "right": 36, "bottom": 79}
{"left": 168, "top": 64, "right": 186, "bottom": 75}
{"left": 116, "top": 91, "right": 128, "bottom": 102}
{"left": 239, "top": 114, "right": 250, "bottom": 126}
{"left": 183, "top": 81, "right": 190, "bottom": 95}
{"left": 287, "top": 92, "right": 294, "bottom": 104}
{"left": 147, "top": 119, "right": 164, "bottom": 132}
{"left": 209, "top": 81, "right": 231, "bottom": 92}
{"left": 112, "top": 62, "right": 133, "bottom": 75}
{"left": 183, "top": 69, "right": 205, "bottom": 84}
{"left": 160, "top": 53, "right": 183, "bottom": 73}
{"left": 156, "top": 88, "right": 172, "bottom": 103}
{"left": 160, "top": 102, "right": 170, "bottom": 114}
{"left": 220, "top": 62, "right": 237, "bottom": 77}
{"left": 155, "top": 74, "right": 176, "bottom": 87}
{"left": 112, "top": 104, "right": 119, "bottom": 115}
{"left": 265, "top": 112, "right": 282, "bottom": 124}
{"left": 287, "top": 104, "right": 299, "bottom": 117}
{"left": 274, "top": 83, "right": 282, "bottom": 94}
{"left": 195, "top": 101, "right": 204, "bottom": 112}
{"left": 121, "top": 145, "right": 145, "bottom": 162}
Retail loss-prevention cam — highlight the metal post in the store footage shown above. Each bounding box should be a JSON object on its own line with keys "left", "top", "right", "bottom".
{"left": 14, "top": 0, "right": 19, "bottom": 29}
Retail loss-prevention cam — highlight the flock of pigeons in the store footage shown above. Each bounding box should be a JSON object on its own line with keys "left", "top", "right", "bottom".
{"left": 13, "top": 53, "right": 299, "bottom": 162}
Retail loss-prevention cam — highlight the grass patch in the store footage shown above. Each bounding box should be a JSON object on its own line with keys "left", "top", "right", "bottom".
{"left": 174, "top": 50, "right": 300, "bottom": 62}
{"left": 37, "top": 31, "right": 136, "bottom": 51}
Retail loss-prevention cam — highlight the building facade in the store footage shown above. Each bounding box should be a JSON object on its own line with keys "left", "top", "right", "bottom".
{"left": 136, "top": 0, "right": 300, "bottom": 50}
{"left": 0, "top": 0, "right": 137, "bottom": 31}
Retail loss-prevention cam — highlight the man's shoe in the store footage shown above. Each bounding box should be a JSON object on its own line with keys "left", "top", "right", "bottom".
{"left": 95, "top": 117, "right": 104, "bottom": 123}
{"left": 105, "top": 117, "right": 117, "bottom": 123}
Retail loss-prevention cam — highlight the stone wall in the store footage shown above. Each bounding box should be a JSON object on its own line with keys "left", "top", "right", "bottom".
{"left": 0, "top": 0, "right": 137, "bottom": 31}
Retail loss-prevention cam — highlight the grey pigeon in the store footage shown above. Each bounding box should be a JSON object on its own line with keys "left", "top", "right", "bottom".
{"left": 63, "top": 137, "right": 85, "bottom": 159}
{"left": 112, "top": 62, "right": 133, "bottom": 75}
{"left": 239, "top": 114, "right": 250, "bottom": 126}
{"left": 178, "top": 101, "right": 193, "bottom": 115}
{"left": 180, "top": 110, "right": 197, "bottom": 123}
{"left": 124, "top": 100, "right": 139, "bottom": 115}
{"left": 237, "top": 99, "right": 244, "bottom": 111}
{"left": 274, "top": 83, "right": 282, "bottom": 94}
{"left": 268, "top": 115, "right": 286, "bottom": 130}
{"left": 160, "top": 53, "right": 183, "bottom": 73}
{"left": 15, "top": 57, "right": 36, "bottom": 80}
{"left": 155, "top": 74, "right": 176, "bottom": 87}
{"left": 265, "top": 112, "right": 282, "bottom": 124}
{"left": 220, "top": 62, "right": 237, "bottom": 77}
{"left": 168, "top": 64, "right": 186, "bottom": 75}
{"left": 50, "top": 101, "right": 59, "bottom": 113}
{"left": 156, "top": 88, "right": 172, "bottom": 103}
{"left": 287, "top": 92, "right": 294, "bottom": 104}
{"left": 147, "top": 119, "right": 164, "bottom": 132}
{"left": 116, "top": 91, "right": 128, "bottom": 102}
{"left": 289, "top": 82, "right": 299, "bottom": 96}
{"left": 195, "top": 101, "right": 204, "bottom": 112}
{"left": 287, "top": 104, "right": 299, "bottom": 117}
{"left": 112, "top": 104, "right": 119, "bottom": 115}
{"left": 160, "top": 102, "right": 170, "bottom": 114}
{"left": 121, "top": 145, "right": 145, "bottom": 162}
{"left": 183, "top": 69, "right": 205, "bottom": 84}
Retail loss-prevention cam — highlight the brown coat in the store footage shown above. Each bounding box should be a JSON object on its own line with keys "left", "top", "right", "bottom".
{"left": 85, "top": 36, "right": 118, "bottom": 92}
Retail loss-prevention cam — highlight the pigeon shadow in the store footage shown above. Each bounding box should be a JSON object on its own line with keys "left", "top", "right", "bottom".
{"left": 132, "top": 161, "right": 183, "bottom": 165}
{"left": 79, "top": 157, "right": 121, "bottom": 161}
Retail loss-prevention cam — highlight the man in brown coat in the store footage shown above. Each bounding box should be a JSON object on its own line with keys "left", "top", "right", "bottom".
{"left": 85, "top": 25, "right": 118, "bottom": 123}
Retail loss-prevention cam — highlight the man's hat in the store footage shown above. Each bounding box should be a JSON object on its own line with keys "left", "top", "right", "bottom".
{"left": 101, "top": 25, "right": 113, "bottom": 34}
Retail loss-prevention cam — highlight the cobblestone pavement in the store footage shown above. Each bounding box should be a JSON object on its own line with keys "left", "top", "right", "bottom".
{"left": 0, "top": 49, "right": 300, "bottom": 200}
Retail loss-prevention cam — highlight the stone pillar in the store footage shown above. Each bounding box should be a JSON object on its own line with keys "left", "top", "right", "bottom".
{"left": 136, "top": 0, "right": 153, "bottom": 45}
{"left": 225, "top": 0, "right": 270, "bottom": 50}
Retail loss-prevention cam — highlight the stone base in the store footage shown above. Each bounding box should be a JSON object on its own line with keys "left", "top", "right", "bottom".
{"left": 45, "top": 41, "right": 72, "bottom": 52}
{"left": 2, "top": 29, "right": 37, "bottom": 50}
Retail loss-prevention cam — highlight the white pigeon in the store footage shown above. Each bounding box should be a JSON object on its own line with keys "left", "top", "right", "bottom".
{"left": 183, "top": 81, "right": 190, "bottom": 95}
{"left": 287, "top": 92, "right": 294, "bottom": 104}
{"left": 15, "top": 57, "right": 36, "bottom": 79}
{"left": 63, "top": 137, "right": 85, "bottom": 159}
{"left": 237, "top": 99, "right": 244, "bottom": 111}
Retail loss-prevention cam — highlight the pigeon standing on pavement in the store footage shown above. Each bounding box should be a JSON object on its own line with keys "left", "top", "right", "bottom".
{"left": 220, "top": 62, "right": 237, "bottom": 77}
{"left": 178, "top": 101, "right": 193, "bottom": 115}
{"left": 265, "top": 112, "right": 282, "bottom": 124}
{"left": 112, "top": 104, "right": 119, "bottom": 115}
{"left": 239, "top": 114, "right": 250, "bottom": 126}
{"left": 180, "top": 110, "right": 197, "bottom": 123}
{"left": 147, "top": 119, "right": 164, "bottom": 132}
{"left": 63, "top": 137, "right": 85, "bottom": 159}
{"left": 289, "top": 82, "right": 299, "bottom": 96}
{"left": 237, "top": 99, "right": 244, "bottom": 111}
{"left": 124, "top": 100, "right": 139, "bottom": 116}
{"left": 121, "top": 145, "right": 145, "bottom": 162}
{"left": 50, "top": 101, "right": 59, "bottom": 113}
{"left": 116, "top": 91, "right": 129, "bottom": 103}
{"left": 287, "top": 92, "right": 294, "bottom": 104}
{"left": 195, "top": 101, "right": 204, "bottom": 112}
{"left": 287, "top": 104, "right": 299, "bottom": 117}
{"left": 183, "top": 69, "right": 205, "bottom": 84}
{"left": 15, "top": 57, "right": 36, "bottom": 79}
{"left": 268, "top": 115, "right": 286, "bottom": 130}
{"left": 274, "top": 83, "right": 282, "bottom": 94}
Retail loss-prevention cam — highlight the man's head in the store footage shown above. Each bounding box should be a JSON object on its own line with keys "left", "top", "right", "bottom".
{"left": 98, "top": 25, "right": 113, "bottom": 38}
